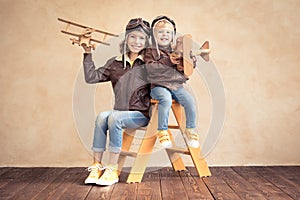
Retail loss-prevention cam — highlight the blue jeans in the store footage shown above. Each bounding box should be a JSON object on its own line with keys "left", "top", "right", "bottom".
{"left": 92, "top": 110, "right": 149, "bottom": 153}
{"left": 150, "top": 86, "right": 196, "bottom": 130}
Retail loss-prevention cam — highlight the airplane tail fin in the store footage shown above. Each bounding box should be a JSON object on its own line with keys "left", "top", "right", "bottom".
{"left": 200, "top": 41, "right": 210, "bottom": 62}
{"left": 191, "top": 41, "right": 210, "bottom": 62}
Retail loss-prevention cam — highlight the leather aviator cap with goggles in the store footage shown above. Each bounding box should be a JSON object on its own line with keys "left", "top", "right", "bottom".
{"left": 126, "top": 18, "right": 151, "bottom": 35}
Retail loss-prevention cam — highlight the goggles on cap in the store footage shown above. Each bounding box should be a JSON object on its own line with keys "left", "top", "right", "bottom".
{"left": 126, "top": 18, "right": 151, "bottom": 35}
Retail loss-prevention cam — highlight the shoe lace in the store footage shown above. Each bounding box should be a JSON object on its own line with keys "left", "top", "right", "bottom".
{"left": 102, "top": 166, "right": 118, "bottom": 178}
{"left": 186, "top": 130, "right": 199, "bottom": 141}
{"left": 157, "top": 131, "right": 170, "bottom": 143}
{"left": 86, "top": 164, "right": 105, "bottom": 177}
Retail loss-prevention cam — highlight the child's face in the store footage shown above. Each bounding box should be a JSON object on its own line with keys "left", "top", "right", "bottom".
{"left": 127, "top": 31, "right": 147, "bottom": 53}
{"left": 154, "top": 27, "right": 173, "bottom": 47}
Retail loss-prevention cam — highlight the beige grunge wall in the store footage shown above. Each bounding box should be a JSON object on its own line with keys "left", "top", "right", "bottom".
{"left": 0, "top": 0, "right": 299, "bottom": 167}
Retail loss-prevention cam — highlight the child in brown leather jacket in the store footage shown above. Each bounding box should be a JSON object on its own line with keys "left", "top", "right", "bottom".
{"left": 144, "top": 15, "right": 199, "bottom": 149}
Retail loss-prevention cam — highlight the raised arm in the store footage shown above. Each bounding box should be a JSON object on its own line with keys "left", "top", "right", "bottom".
{"left": 83, "top": 53, "right": 113, "bottom": 84}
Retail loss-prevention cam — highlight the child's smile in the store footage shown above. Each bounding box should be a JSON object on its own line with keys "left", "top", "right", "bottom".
{"left": 127, "top": 31, "right": 147, "bottom": 53}
{"left": 154, "top": 28, "right": 173, "bottom": 47}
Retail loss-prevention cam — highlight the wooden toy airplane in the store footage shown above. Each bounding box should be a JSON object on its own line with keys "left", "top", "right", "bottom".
{"left": 58, "top": 18, "right": 118, "bottom": 50}
{"left": 174, "top": 34, "right": 211, "bottom": 76}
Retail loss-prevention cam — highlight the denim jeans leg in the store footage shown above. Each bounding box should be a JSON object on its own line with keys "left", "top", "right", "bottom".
{"left": 172, "top": 87, "right": 197, "bottom": 129}
{"left": 107, "top": 110, "right": 149, "bottom": 153}
{"left": 92, "top": 111, "right": 112, "bottom": 152}
{"left": 150, "top": 86, "right": 173, "bottom": 130}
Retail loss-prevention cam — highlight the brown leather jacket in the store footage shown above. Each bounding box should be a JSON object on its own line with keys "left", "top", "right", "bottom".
{"left": 144, "top": 47, "right": 187, "bottom": 90}
{"left": 83, "top": 53, "right": 150, "bottom": 118}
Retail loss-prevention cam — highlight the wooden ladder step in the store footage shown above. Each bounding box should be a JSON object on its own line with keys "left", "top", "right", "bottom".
{"left": 120, "top": 150, "right": 137, "bottom": 157}
{"left": 166, "top": 147, "right": 190, "bottom": 155}
{"left": 168, "top": 125, "right": 180, "bottom": 129}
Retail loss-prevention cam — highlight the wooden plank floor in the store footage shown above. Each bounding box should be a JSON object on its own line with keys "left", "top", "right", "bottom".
{"left": 0, "top": 166, "right": 299, "bottom": 200}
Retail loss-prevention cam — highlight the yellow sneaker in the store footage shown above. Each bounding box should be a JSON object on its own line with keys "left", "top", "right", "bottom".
{"left": 157, "top": 130, "right": 172, "bottom": 148}
{"left": 84, "top": 162, "right": 104, "bottom": 184}
{"left": 96, "top": 164, "right": 119, "bottom": 186}
{"left": 185, "top": 129, "right": 200, "bottom": 148}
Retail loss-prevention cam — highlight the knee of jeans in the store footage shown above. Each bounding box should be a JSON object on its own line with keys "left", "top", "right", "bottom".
{"left": 95, "top": 112, "right": 108, "bottom": 126}
{"left": 107, "top": 113, "right": 121, "bottom": 128}
{"left": 159, "top": 97, "right": 173, "bottom": 107}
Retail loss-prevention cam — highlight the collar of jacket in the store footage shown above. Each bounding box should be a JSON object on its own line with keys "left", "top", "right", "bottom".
{"left": 115, "top": 54, "right": 144, "bottom": 62}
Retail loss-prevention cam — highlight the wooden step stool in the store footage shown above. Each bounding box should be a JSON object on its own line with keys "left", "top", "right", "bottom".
{"left": 118, "top": 99, "right": 211, "bottom": 183}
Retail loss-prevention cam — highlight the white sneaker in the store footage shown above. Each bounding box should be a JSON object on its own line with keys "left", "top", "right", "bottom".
{"left": 96, "top": 165, "right": 119, "bottom": 186}
{"left": 157, "top": 130, "right": 172, "bottom": 148}
{"left": 185, "top": 129, "right": 200, "bottom": 148}
{"left": 84, "top": 163, "right": 104, "bottom": 184}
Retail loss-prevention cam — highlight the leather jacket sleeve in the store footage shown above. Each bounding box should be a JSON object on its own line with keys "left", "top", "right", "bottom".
{"left": 83, "top": 53, "right": 114, "bottom": 84}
